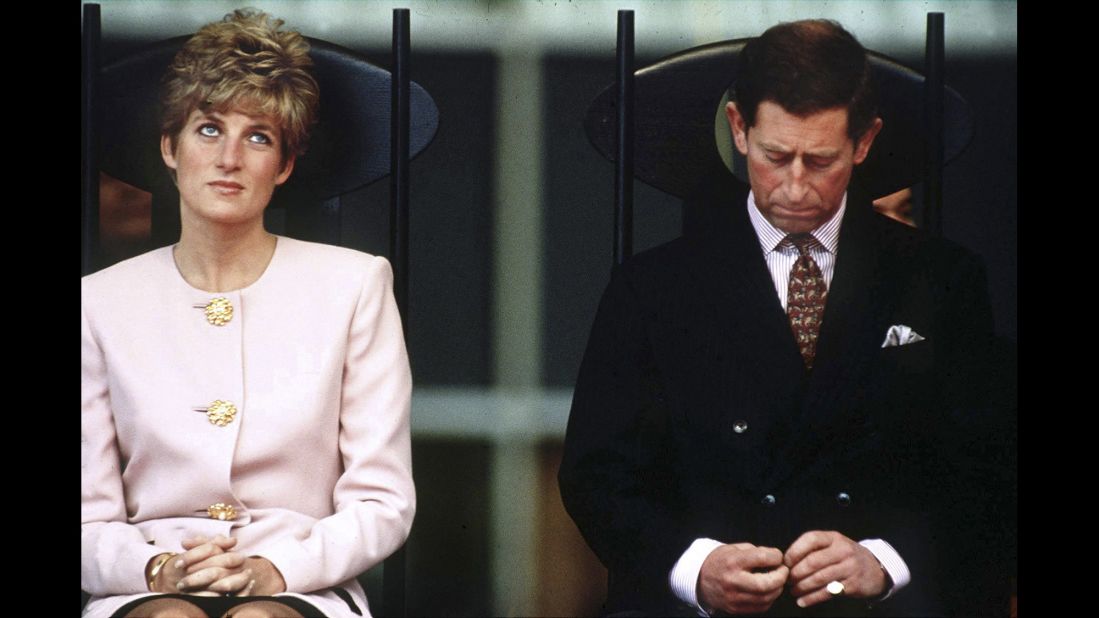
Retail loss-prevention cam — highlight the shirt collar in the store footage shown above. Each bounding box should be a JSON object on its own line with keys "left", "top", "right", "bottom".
{"left": 746, "top": 191, "right": 846, "bottom": 254}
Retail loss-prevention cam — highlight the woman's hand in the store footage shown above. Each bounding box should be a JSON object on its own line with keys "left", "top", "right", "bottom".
{"left": 175, "top": 535, "right": 252, "bottom": 595}
{"left": 149, "top": 535, "right": 288, "bottom": 596}
{"left": 148, "top": 535, "right": 243, "bottom": 595}
{"left": 235, "top": 556, "right": 288, "bottom": 596}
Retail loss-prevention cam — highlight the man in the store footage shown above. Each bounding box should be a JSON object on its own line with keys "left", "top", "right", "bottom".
{"left": 559, "top": 19, "right": 993, "bottom": 616}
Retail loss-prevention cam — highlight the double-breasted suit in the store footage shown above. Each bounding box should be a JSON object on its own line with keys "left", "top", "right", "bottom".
{"left": 558, "top": 170, "right": 994, "bottom": 616}
{"left": 81, "top": 236, "right": 415, "bottom": 618}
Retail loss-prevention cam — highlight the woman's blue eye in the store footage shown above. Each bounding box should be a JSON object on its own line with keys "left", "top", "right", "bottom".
{"left": 249, "top": 133, "right": 272, "bottom": 145}
{"left": 199, "top": 124, "right": 220, "bottom": 137}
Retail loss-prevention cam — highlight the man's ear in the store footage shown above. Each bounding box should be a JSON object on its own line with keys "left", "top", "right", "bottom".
{"left": 160, "top": 134, "right": 178, "bottom": 171}
{"left": 853, "top": 117, "right": 883, "bottom": 165}
{"left": 275, "top": 154, "right": 296, "bottom": 186}
{"left": 725, "top": 102, "right": 750, "bottom": 156}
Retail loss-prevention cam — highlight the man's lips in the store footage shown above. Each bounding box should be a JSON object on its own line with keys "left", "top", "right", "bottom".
{"left": 772, "top": 204, "right": 821, "bottom": 218}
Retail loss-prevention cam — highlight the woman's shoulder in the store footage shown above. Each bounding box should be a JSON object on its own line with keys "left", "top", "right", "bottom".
{"left": 274, "top": 236, "right": 393, "bottom": 279}
{"left": 81, "top": 245, "right": 173, "bottom": 295}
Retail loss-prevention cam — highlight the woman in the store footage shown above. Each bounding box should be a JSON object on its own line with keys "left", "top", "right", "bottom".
{"left": 81, "top": 9, "right": 415, "bottom": 618}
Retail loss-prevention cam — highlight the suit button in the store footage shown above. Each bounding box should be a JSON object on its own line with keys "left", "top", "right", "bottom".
{"left": 205, "top": 502, "right": 237, "bottom": 521}
{"left": 733, "top": 420, "right": 748, "bottom": 434}
{"left": 194, "top": 400, "right": 238, "bottom": 426}
{"left": 761, "top": 494, "right": 776, "bottom": 506}
{"left": 836, "top": 492, "right": 851, "bottom": 507}
{"left": 196, "top": 297, "right": 234, "bottom": 326}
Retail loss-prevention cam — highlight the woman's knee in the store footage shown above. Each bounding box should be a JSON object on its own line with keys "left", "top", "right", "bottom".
{"left": 122, "top": 597, "right": 206, "bottom": 618}
{"left": 221, "top": 600, "right": 306, "bottom": 618}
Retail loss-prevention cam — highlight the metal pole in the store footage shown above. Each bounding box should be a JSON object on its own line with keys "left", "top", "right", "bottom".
{"left": 614, "top": 10, "right": 635, "bottom": 266}
{"left": 923, "top": 12, "right": 945, "bottom": 236}
{"left": 390, "top": 8, "right": 411, "bottom": 322}
{"left": 82, "top": 3, "right": 101, "bottom": 275}
{"left": 384, "top": 8, "right": 410, "bottom": 618}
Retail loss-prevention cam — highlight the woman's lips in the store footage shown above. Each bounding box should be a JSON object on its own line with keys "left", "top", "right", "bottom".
{"left": 209, "top": 181, "right": 244, "bottom": 194}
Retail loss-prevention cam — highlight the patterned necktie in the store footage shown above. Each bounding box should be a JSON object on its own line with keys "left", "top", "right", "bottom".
{"left": 785, "top": 233, "right": 828, "bottom": 370}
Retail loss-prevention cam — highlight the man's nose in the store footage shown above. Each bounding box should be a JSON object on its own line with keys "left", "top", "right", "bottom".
{"left": 784, "top": 159, "right": 809, "bottom": 203}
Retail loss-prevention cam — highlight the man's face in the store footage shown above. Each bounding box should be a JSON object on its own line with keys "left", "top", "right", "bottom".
{"left": 727, "top": 100, "right": 881, "bottom": 234}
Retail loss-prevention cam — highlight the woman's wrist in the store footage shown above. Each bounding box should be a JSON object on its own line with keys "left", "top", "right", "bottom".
{"left": 145, "top": 552, "right": 178, "bottom": 592}
{"left": 244, "top": 556, "right": 288, "bottom": 595}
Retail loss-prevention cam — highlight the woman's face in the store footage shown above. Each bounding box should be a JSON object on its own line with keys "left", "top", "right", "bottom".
{"left": 161, "top": 108, "right": 295, "bottom": 231}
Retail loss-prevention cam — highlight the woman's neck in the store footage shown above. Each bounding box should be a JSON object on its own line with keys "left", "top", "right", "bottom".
{"left": 173, "top": 224, "right": 277, "bottom": 293}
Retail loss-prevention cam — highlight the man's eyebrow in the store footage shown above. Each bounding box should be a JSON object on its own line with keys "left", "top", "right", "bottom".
{"left": 760, "top": 142, "right": 841, "bottom": 158}
{"left": 760, "top": 142, "right": 792, "bottom": 154}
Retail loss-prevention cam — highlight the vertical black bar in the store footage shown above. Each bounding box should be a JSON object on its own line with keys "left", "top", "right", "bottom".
{"left": 82, "top": 3, "right": 101, "bottom": 275}
{"left": 614, "top": 10, "right": 634, "bottom": 266}
{"left": 923, "top": 12, "right": 945, "bottom": 236}
{"left": 390, "top": 8, "right": 411, "bottom": 324}
{"left": 384, "top": 9, "right": 409, "bottom": 618}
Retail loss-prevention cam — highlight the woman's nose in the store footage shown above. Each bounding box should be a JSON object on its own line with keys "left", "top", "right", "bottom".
{"left": 217, "top": 138, "right": 243, "bottom": 170}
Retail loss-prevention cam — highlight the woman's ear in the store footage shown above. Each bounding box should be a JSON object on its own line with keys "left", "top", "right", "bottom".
{"left": 160, "top": 134, "right": 178, "bottom": 171}
{"left": 276, "top": 154, "right": 295, "bottom": 186}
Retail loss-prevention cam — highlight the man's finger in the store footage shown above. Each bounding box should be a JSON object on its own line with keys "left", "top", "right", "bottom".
{"left": 733, "top": 564, "right": 789, "bottom": 594}
{"left": 784, "top": 530, "right": 836, "bottom": 567}
{"left": 737, "top": 545, "right": 785, "bottom": 570}
{"left": 789, "top": 561, "right": 848, "bottom": 597}
{"left": 794, "top": 579, "right": 848, "bottom": 610}
{"left": 788, "top": 544, "right": 845, "bottom": 582}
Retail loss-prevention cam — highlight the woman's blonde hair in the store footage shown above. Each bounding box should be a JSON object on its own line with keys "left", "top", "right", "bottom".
{"left": 160, "top": 8, "right": 319, "bottom": 162}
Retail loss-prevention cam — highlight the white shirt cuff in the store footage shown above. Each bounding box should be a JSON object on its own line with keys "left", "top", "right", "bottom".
{"left": 669, "top": 538, "right": 725, "bottom": 616}
{"left": 859, "top": 538, "right": 911, "bottom": 600}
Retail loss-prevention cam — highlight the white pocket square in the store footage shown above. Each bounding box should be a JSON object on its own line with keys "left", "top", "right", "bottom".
{"left": 881, "top": 324, "right": 926, "bottom": 348}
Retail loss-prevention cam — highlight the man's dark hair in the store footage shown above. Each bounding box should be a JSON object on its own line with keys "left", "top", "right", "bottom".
{"left": 733, "top": 19, "right": 877, "bottom": 141}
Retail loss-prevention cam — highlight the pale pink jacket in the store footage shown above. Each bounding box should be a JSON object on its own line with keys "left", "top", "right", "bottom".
{"left": 81, "top": 236, "right": 415, "bottom": 618}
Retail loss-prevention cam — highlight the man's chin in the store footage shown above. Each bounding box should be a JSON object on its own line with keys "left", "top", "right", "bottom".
{"left": 774, "top": 219, "right": 818, "bottom": 235}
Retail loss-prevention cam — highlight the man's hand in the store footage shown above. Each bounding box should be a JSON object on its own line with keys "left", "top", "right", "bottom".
{"left": 783, "top": 531, "right": 887, "bottom": 608}
{"left": 698, "top": 543, "right": 789, "bottom": 614}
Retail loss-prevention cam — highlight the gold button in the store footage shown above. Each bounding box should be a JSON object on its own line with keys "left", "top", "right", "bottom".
{"left": 201, "top": 400, "right": 238, "bottom": 426}
{"left": 206, "top": 503, "right": 237, "bottom": 521}
{"left": 202, "top": 297, "right": 233, "bottom": 326}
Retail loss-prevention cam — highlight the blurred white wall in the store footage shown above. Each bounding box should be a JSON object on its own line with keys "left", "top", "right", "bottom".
{"left": 84, "top": 0, "right": 1016, "bottom": 56}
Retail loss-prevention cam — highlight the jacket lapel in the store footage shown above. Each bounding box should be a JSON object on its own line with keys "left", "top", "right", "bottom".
{"left": 679, "top": 172, "right": 808, "bottom": 488}
{"left": 681, "top": 171, "right": 805, "bottom": 387}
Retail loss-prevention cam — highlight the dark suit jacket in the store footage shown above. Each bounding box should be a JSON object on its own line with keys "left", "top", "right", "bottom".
{"left": 558, "top": 170, "right": 996, "bottom": 617}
